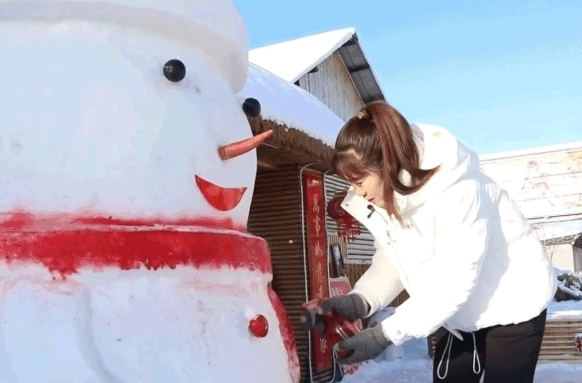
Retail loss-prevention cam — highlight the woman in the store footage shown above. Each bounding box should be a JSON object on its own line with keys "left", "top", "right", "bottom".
{"left": 316, "top": 101, "right": 557, "bottom": 383}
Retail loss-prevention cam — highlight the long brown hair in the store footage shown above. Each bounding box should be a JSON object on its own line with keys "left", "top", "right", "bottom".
{"left": 332, "top": 101, "right": 438, "bottom": 223}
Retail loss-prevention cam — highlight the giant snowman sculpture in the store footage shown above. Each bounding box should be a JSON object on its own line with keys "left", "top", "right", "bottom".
{"left": 0, "top": 0, "right": 299, "bottom": 382}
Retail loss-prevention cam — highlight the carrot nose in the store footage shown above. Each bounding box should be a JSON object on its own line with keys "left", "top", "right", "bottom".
{"left": 218, "top": 130, "right": 273, "bottom": 161}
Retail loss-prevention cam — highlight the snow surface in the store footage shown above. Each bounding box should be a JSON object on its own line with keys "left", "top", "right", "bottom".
{"left": 548, "top": 298, "right": 582, "bottom": 320}
{"left": 0, "top": 1, "right": 298, "bottom": 382}
{"left": 343, "top": 300, "right": 582, "bottom": 382}
{"left": 0, "top": 0, "right": 249, "bottom": 92}
{"left": 249, "top": 28, "right": 356, "bottom": 83}
{"left": 0, "top": 263, "right": 294, "bottom": 383}
{"left": 239, "top": 63, "right": 344, "bottom": 147}
{"left": 0, "top": 18, "right": 257, "bottom": 227}
{"left": 341, "top": 335, "right": 582, "bottom": 383}
{"left": 533, "top": 220, "right": 582, "bottom": 241}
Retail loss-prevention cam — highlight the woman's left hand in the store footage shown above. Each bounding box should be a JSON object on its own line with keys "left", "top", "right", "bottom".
{"left": 334, "top": 325, "right": 393, "bottom": 365}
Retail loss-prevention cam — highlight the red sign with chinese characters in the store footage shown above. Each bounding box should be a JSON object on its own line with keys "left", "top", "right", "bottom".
{"left": 329, "top": 276, "right": 352, "bottom": 298}
{"left": 303, "top": 172, "right": 331, "bottom": 372}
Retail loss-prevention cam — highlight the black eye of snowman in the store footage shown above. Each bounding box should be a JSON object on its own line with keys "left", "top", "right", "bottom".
{"left": 242, "top": 97, "right": 261, "bottom": 117}
{"left": 163, "top": 59, "right": 186, "bottom": 82}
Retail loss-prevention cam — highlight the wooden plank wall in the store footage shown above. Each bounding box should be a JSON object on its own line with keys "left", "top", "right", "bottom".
{"left": 479, "top": 148, "right": 582, "bottom": 219}
{"left": 297, "top": 52, "right": 364, "bottom": 122}
{"left": 539, "top": 319, "right": 582, "bottom": 361}
{"left": 249, "top": 166, "right": 337, "bottom": 383}
{"left": 247, "top": 165, "right": 316, "bottom": 383}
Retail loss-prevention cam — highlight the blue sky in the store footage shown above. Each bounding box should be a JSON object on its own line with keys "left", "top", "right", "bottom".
{"left": 232, "top": 0, "right": 582, "bottom": 154}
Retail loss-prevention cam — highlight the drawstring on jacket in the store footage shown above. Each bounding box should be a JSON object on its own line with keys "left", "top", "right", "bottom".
{"left": 471, "top": 333, "right": 481, "bottom": 375}
{"left": 364, "top": 204, "right": 482, "bottom": 379}
{"left": 436, "top": 332, "right": 482, "bottom": 380}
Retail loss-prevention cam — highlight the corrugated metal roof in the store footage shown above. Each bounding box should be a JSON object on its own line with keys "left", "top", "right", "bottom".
{"left": 337, "top": 33, "right": 385, "bottom": 103}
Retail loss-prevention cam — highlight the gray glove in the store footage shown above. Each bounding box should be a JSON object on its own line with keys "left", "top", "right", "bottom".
{"left": 318, "top": 293, "right": 369, "bottom": 321}
{"left": 334, "top": 325, "right": 392, "bottom": 365}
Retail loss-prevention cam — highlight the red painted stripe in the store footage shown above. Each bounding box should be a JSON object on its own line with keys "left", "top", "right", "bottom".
{"left": 0, "top": 228, "right": 272, "bottom": 277}
{"left": 0, "top": 212, "right": 246, "bottom": 232}
{"left": 268, "top": 287, "right": 301, "bottom": 382}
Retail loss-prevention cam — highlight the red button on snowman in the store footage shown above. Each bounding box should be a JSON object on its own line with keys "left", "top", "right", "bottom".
{"left": 0, "top": 0, "right": 299, "bottom": 382}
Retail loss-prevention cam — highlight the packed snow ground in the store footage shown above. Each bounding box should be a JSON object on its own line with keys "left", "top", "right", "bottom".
{"left": 343, "top": 300, "right": 582, "bottom": 383}
{"left": 342, "top": 337, "right": 582, "bottom": 383}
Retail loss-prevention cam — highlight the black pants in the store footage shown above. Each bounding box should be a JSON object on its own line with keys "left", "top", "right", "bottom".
{"left": 432, "top": 310, "right": 546, "bottom": 383}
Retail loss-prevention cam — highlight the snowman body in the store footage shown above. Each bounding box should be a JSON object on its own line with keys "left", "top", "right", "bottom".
{"left": 0, "top": 1, "right": 299, "bottom": 382}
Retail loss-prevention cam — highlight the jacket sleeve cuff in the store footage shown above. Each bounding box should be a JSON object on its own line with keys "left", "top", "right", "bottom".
{"left": 381, "top": 315, "right": 411, "bottom": 346}
{"left": 349, "top": 289, "right": 379, "bottom": 318}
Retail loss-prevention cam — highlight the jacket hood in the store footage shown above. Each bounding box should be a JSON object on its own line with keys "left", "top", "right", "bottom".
{"left": 342, "top": 123, "right": 481, "bottom": 219}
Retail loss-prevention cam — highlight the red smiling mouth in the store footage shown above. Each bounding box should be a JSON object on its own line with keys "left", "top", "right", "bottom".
{"left": 195, "top": 175, "right": 247, "bottom": 212}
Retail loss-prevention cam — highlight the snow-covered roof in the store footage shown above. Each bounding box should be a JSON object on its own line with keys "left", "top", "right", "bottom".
{"left": 249, "top": 28, "right": 355, "bottom": 83}
{"left": 238, "top": 63, "right": 344, "bottom": 147}
{"left": 249, "top": 28, "right": 385, "bottom": 104}
{"left": 541, "top": 233, "right": 580, "bottom": 246}
{"left": 479, "top": 140, "right": 582, "bottom": 162}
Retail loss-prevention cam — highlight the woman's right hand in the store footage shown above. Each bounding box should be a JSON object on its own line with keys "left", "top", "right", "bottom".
{"left": 318, "top": 293, "right": 370, "bottom": 321}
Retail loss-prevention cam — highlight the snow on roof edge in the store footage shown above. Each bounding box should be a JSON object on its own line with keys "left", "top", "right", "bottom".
{"left": 479, "top": 140, "right": 582, "bottom": 162}
{"left": 255, "top": 27, "right": 387, "bottom": 101}
{"left": 238, "top": 63, "right": 344, "bottom": 148}
{"left": 249, "top": 27, "right": 356, "bottom": 83}
{"left": 286, "top": 27, "right": 356, "bottom": 84}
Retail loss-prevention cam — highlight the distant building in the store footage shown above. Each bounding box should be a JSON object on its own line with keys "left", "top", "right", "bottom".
{"left": 479, "top": 141, "right": 582, "bottom": 271}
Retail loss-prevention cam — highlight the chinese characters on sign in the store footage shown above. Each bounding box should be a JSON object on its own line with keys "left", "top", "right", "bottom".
{"left": 303, "top": 172, "right": 331, "bottom": 371}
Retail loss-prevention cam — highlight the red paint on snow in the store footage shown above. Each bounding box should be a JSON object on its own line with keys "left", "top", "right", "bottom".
{"left": 268, "top": 287, "right": 301, "bottom": 383}
{"left": 0, "top": 211, "right": 303, "bottom": 379}
{"left": 0, "top": 211, "right": 245, "bottom": 231}
{"left": 0, "top": 226, "right": 271, "bottom": 277}
{"left": 195, "top": 175, "right": 246, "bottom": 212}
{"left": 0, "top": 212, "right": 35, "bottom": 230}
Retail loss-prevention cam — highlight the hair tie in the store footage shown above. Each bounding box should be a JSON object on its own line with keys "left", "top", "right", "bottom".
{"left": 357, "top": 108, "right": 369, "bottom": 120}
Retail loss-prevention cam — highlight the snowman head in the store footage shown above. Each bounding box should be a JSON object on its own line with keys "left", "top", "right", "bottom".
{"left": 0, "top": 0, "right": 266, "bottom": 230}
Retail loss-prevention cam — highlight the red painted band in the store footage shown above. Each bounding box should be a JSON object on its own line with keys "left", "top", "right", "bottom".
{"left": 0, "top": 228, "right": 272, "bottom": 276}
{"left": 0, "top": 212, "right": 246, "bottom": 232}
{"left": 268, "top": 287, "right": 301, "bottom": 382}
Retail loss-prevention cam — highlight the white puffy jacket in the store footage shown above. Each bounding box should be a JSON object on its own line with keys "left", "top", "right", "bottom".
{"left": 341, "top": 123, "right": 557, "bottom": 346}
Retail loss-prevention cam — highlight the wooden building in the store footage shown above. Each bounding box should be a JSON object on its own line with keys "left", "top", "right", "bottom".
{"left": 249, "top": 27, "right": 391, "bottom": 265}
{"left": 239, "top": 29, "right": 407, "bottom": 383}
{"left": 476, "top": 142, "right": 582, "bottom": 363}
{"left": 250, "top": 27, "right": 384, "bottom": 122}
{"left": 426, "top": 142, "right": 582, "bottom": 362}
{"left": 479, "top": 141, "right": 582, "bottom": 271}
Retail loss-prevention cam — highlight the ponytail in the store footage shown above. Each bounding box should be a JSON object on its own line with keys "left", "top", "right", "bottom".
{"left": 333, "top": 101, "right": 438, "bottom": 224}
